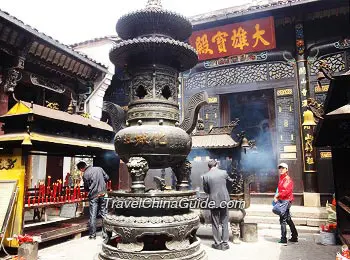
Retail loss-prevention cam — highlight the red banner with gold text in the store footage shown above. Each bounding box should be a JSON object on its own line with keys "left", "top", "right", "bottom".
{"left": 189, "top": 17, "right": 276, "bottom": 61}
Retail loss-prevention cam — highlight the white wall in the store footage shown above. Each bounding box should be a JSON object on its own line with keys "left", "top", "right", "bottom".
{"left": 74, "top": 40, "right": 115, "bottom": 74}
{"left": 87, "top": 73, "right": 112, "bottom": 120}
{"left": 73, "top": 40, "right": 115, "bottom": 121}
{"left": 62, "top": 157, "right": 71, "bottom": 182}
{"left": 31, "top": 155, "right": 47, "bottom": 187}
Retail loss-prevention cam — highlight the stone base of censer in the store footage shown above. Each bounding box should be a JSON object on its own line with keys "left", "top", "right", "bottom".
{"left": 99, "top": 240, "right": 206, "bottom": 260}
{"left": 97, "top": 191, "right": 207, "bottom": 260}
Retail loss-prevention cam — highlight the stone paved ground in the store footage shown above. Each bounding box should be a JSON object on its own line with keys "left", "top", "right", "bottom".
{"left": 34, "top": 227, "right": 340, "bottom": 260}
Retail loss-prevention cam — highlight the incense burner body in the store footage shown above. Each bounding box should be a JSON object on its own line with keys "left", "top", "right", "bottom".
{"left": 107, "top": 0, "right": 208, "bottom": 191}
{"left": 113, "top": 65, "right": 195, "bottom": 168}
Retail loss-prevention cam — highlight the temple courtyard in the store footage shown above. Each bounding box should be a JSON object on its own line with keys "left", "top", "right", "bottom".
{"left": 35, "top": 225, "right": 339, "bottom": 260}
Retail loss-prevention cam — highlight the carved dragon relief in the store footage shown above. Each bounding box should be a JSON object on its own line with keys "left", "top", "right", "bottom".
{"left": 1, "top": 68, "right": 20, "bottom": 93}
{"left": 307, "top": 98, "right": 324, "bottom": 123}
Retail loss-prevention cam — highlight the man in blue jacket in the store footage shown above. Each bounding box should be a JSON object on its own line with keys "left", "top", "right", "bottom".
{"left": 77, "top": 161, "right": 109, "bottom": 239}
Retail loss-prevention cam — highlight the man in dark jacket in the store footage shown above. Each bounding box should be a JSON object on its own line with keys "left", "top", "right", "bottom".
{"left": 202, "top": 159, "right": 233, "bottom": 250}
{"left": 77, "top": 161, "right": 109, "bottom": 239}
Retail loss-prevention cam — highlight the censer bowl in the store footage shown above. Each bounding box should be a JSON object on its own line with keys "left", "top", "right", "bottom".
{"left": 114, "top": 125, "right": 192, "bottom": 168}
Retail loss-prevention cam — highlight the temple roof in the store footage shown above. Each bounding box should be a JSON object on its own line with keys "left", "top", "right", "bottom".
{"left": 192, "top": 134, "right": 238, "bottom": 149}
{"left": 69, "top": 35, "right": 120, "bottom": 48}
{"left": 0, "top": 9, "right": 109, "bottom": 80}
{"left": 69, "top": 0, "right": 324, "bottom": 49}
{"left": 0, "top": 101, "right": 115, "bottom": 155}
{"left": 1, "top": 101, "right": 113, "bottom": 132}
{"left": 190, "top": 0, "right": 319, "bottom": 25}
{"left": 0, "top": 132, "right": 114, "bottom": 151}
{"left": 191, "top": 120, "right": 239, "bottom": 149}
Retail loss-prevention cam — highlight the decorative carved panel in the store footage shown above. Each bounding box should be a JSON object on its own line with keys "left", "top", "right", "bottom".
{"left": 268, "top": 62, "right": 295, "bottom": 80}
{"left": 155, "top": 73, "right": 177, "bottom": 102}
{"left": 184, "top": 61, "right": 295, "bottom": 90}
{"left": 184, "top": 72, "right": 206, "bottom": 90}
{"left": 310, "top": 53, "right": 346, "bottom": 75}
{"left": 207, "top": 64, "right": 268, "bottom": 88}
{"left": 132, "top": 73, "right": 153, "bottom": 99}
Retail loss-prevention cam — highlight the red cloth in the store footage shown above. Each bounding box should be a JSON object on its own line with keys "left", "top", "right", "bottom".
{"left": 277, "top": 173, "right": 294, "bottom": 201}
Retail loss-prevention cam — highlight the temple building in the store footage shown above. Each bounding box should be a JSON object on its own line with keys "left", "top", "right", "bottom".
{"left": 0, "top": 10, "right": 111, "bottom": 119}
{"left": 0, "top": 9, "right": 118, "bottom": 187}
{"left": 182, "top": 0, "right": 350, "bottom": 205}
{"left": 0, "top": 9, "right": 119, "bottom": 245}
{"left": 0, "top": 8, "right": 115, "bottom": 184}
{"left": 70, "top": 0, "right": 350, "bottom": 205}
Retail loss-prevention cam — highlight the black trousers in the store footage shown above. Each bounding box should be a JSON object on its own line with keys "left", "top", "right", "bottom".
{"left": 279, "top": 201, "right": 298, "bottom": 240}
{"left": 210, "top": 207, "right": 229, "bottom": 245}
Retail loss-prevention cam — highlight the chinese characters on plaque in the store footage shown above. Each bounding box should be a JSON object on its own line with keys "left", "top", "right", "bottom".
{"left": 276, "top": 88, "right": 297, "bottom": 160}
{"left": 189, "top": 17, "right": 276, "bottom": 61}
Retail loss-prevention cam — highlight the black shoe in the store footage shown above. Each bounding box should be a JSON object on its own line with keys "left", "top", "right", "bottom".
{"left": 89, "top": 235, "right": 96, "bottom": 240}
{"left": 211, "top": 243, "right": 221, "bottom": 249}
{"left": 278, "top": 239, "right": 287, "bottom": 245}
{"left": 288, "top": 237, "right": 298, "bottom": 243}
{"left": 220, "top": 243, "right": 230, "bottom": 250}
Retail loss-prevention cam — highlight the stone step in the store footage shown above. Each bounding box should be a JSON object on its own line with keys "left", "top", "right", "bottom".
{"left": 197, "top": 222, "right": 321, "bottom": 238}
{"left": 245, "top": 204, "right": 329, "bottom": 219}
{"left": 244, "top": 215, "right": 327, "bottom": 227}
{"left": 256, "top": 223, "right": 320, "bottom": 233}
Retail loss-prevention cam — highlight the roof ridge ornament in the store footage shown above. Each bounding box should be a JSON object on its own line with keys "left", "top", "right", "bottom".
{"left": 146, "top": 0, "right": 162, "bottom": 9}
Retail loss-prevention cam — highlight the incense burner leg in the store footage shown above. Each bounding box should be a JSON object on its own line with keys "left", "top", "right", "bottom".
{"left": 127, "top": 157, "right": 149, "bottom": 193}
{"left": 230, "top": 222, "right": 241, "bottom": 244}
{"left": 171, "top": 159, "right": 191, "bottom": 191}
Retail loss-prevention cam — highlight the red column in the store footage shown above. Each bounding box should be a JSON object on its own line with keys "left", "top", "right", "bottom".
{"left": 0, "top": 88, "right": 8, "bottom": 135}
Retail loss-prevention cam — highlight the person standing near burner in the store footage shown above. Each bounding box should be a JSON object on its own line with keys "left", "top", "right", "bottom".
{"left": 202, "top": 159, "right": 233, "bottom": 250}
{"left": 77, "top": 161, "right": 109, "bottom": 240}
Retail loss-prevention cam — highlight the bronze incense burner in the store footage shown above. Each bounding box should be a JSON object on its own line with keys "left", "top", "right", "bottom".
{"left": 98, "top": 1, "right": 208, "bottom": 259}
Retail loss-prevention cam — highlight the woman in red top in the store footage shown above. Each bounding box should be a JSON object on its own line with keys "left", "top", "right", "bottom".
{"left": 273, "top": 163, "right": 298, "bottom": 245}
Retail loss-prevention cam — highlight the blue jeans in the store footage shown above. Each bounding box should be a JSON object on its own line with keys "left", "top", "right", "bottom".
{"left": 272, "top": 200, "right": 298, "bottom": 240}
{"left": 89, "top": 196, "right": 107, "bottom": 237}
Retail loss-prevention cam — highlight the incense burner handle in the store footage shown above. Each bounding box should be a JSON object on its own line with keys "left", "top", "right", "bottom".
{"left": 103, "top": 101, "right": 126, "bottom": 132}
{"left": 179, "top": 91, "right": 208, "bottom": 134}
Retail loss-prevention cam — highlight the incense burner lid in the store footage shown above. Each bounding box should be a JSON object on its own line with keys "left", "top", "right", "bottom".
{"left": 116, "top": 7, "right": 192, "bottom": 41}
{"left": 109, "top": 37, "right": 197, "bottom": 72}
